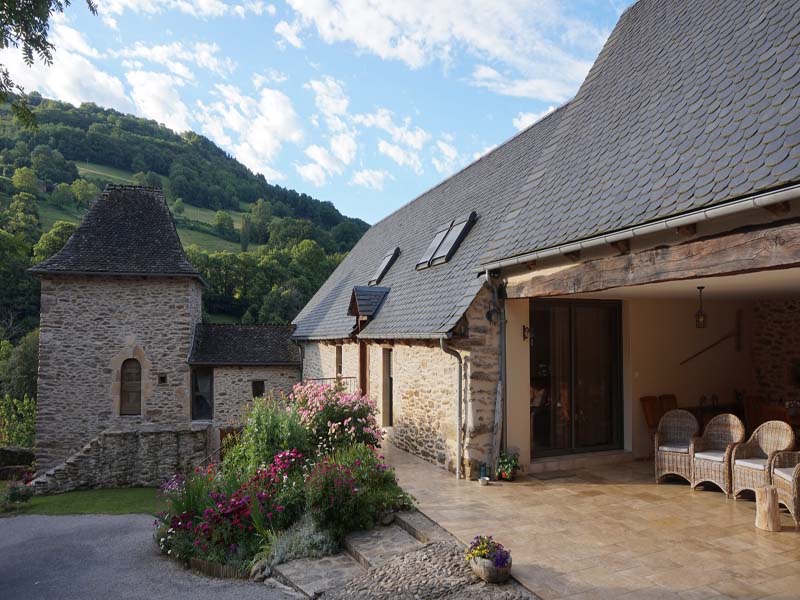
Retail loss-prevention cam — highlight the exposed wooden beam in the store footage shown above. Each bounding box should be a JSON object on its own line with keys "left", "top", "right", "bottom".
{"left": 610, "top": 239, "right": 630, "bottom": 255}
{"left": 764, "top": 201, "right": 791, "bottom": 217}
{"left": 675, "top": 224, "right": 697, "bottom": 237}
{"left": 505, "top": 219, "right": 800, "bottom": 298}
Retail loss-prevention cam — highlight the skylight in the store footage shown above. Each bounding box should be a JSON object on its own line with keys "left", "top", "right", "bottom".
{"left": 416, "top": 212, "right": 477, "bottom": 270}
{"left": 369, "top": 247, "right": 400, "bottom": 285}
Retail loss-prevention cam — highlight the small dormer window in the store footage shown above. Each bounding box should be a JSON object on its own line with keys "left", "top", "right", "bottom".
{"left": 416, "top": 212, "right": 477, "bottom": 270}
{"left": 369, "top": 247, "right": 400, "bottom": 286}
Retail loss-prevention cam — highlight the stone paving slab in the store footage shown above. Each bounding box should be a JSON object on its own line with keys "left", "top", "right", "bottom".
{"left": 273, "top": 553, "right": 364, "bottom": 598}
{"left": 395, "top": 510, "right": 456, "bottom": 544}
{"left": 344, "top": 524, "right": 423, "bottom": 568}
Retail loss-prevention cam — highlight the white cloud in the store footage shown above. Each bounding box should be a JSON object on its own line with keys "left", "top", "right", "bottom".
{"left": 253, "top": 68, "right": 288, "bottom": 88}
{"left": 305, "top": 76, "right": 348, "bottom": 130}
{"left": 351, "top": 169, "right": 392, "bottom": 191}
{"left": 116, "top": 41, "right": 236, "bottom": 80}
{"left": 431, "top": 137, "right": 459, "bottom": 175}
{"left": 282, "top": 0, "right": 606, "bottom": 103}
{"left": 125, "top": 70, "right": 191, "bottom": 132}
{"left": 353, "top": 108, "right": 429, "bottom": 150}
{"left": 275, "top": 20, "right": 304, "bottom": 49}
{"left": 266, "top": 3, "right": 277, "bottom": 15}
{"left": 194, "top": 84, "right": 303, "bottom": 180}
{"left": 512, "top": 105, "right": 556, "bottom": 130}
{"left": 470, "top": 65, "right": 572, "bottom": 102}
{"left": 51, "top": 22, "right": 102, "bottom": 58}
{"left": 1, "top": 46, "right": 132, "bottom": 114}
{"left": 330, "top": 132, "right": 356, "bottom": 165}
{"left": 378, "top": 139, "right": 422, "bottom": 174}
{"left": 295, "top": 162, "right": 327, "bottom": 186}
{"left": 98, "top": 0, "right": 267, "bottom": 25}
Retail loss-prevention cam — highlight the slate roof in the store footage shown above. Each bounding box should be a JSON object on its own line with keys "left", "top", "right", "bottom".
{"left": 482, "top": 0, "right": 800, "bottom": 265}
{"left": 293, "top": 0, "right": 800, "bottom": 341}
{"left": 29, "top": 185, "right": 201, "bottom": 280}
{"left": 188, "top": 324, "right": 300, "bottom": 366}
{"left": 348, "top": 286, "right": 390, "bottom": 318}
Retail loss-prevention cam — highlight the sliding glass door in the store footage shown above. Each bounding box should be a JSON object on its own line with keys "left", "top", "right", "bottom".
{"left": 530, "top": 299, "right": 622, "bottom": 457}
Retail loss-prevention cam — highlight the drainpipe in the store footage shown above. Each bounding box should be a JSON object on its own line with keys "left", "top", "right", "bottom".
{"left": 440, "top": 338, "right": 463, "bottom": 480}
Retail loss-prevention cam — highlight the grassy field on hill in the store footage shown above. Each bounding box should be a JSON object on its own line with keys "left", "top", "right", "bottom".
{"left": 76, "top": 162, "right": 137, "bottom": 184}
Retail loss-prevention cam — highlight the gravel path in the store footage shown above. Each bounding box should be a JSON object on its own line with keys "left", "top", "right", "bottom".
{"left": 324, "top": 540, "right": 534, "bottom": 600}
{"left": 0, "top": 514, "right": 295, "bottom": 600}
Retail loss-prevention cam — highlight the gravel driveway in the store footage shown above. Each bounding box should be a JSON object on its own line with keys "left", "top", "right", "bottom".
{"left": 0, "top": 514, "right": 295, "bottom": 600}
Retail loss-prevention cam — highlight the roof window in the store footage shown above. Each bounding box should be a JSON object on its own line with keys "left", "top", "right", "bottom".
{"left": 369, "top": 247, "right": 400, "bottom": 286}
{"left": 416, "top": 211, "right": 477, "bottom": 270}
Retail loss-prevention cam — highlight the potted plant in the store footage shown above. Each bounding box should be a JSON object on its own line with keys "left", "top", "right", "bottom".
{"left": 465, "top": 535, "right": 512, "bottom": 583}
{"left": 496, "top": 452, "right": 521, "bottom": 481}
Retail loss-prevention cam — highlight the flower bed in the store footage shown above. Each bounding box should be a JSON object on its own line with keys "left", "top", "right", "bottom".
{"left": 154, "top": 381, "right": 412, "bottom": 574}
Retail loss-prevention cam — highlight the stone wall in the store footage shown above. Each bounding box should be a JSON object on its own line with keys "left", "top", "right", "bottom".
{"left": 213, "top": 365, "right": 301, "bottom": 428}
{"left": 299, "top": 285, "right": 501, "bottom": 477}
{"left": 301, "top": 341, "right": 359, "bottom": 381}
{"left": 752, "top": 298, "right": 800, "bottom": 403}
{"left": 31, "top": 424, "right": 210, "bottom": 495}
{"left": 36, "top": 275, "right": 203, "bottom": 470}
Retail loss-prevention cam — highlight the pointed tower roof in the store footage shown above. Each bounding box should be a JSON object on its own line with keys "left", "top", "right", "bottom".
{"left": 29, "top": 185, "right": 202, "bottom": 281}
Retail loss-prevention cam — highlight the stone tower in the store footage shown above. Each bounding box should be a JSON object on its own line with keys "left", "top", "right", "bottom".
{"left": 29, "top": 185, "right": 204, "bottom": 470}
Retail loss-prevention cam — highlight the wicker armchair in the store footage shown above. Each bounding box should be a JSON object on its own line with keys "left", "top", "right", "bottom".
{"left": 655, "top": 409, "right": 698, "bottom": 484}
{"left": 772, "top": 451, "right": 800, "bottom": 527}
{"left": 691, "top": 413, "right": 745, "bottom": 497}
{"left": 732, "top": 420, "right": 795, "bottom": 499}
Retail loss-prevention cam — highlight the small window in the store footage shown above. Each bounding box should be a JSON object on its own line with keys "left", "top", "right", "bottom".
{"left": 157, "top": 374, "right": 167, "bottom": 385}
{"left": 120, "top": 359, "right": 142, "bottom": 416}
{"left": 191, "top": 368, "right": 214, "bottom": 421}
{"left": 369, "top": 247, "right": 400, "bottom": 286}
{"left": 431, "top": 212, "right": 477, "bottom": 266}
{"left": 252, "top": 380, "right": 265, "bottom": 398}
{"left": 335, "top": 345, "right": 343, "bottom": 376}
{"left": 415, "top": 223, "right": 452, "bottom": 270}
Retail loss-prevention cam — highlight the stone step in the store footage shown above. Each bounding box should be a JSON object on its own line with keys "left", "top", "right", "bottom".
{"left": 273, "top": 552, "right": 364, "bottom": 598}
{"left": 394, "top": 510, "right": 455, "bottom": 545}
{"left": 343, "top": 524, "right": 422, "bottom": 569}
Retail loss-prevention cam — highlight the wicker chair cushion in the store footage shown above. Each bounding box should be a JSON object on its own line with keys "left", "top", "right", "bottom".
{"left": 659, "top": 444, "right": 689, "bottom": 453}
{"left": 695, "top": 450, "right": 725, "bottom": 462}
{"left": 774, "top": 467, "right": 795, "bottom": 482}
{"left": 735, "top": 457, "right": 767, "bottom": 470}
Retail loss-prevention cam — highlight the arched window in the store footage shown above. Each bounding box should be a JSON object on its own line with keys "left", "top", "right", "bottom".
{"left": 120, "top": 359, "right": 142, "bottom": 416}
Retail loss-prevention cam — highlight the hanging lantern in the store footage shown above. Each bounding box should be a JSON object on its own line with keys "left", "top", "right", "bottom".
{"left": 695, "top": 286, "right": 707, "bottom": 329}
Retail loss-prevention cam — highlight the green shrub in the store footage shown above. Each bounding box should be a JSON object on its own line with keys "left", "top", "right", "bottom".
{"left": 268, "top": 512, "right": 338, "bottom": 566}
{"left": 0, "top": 394, "right": 36, "bottom": 447}
{"left": 306, "top": 444, "right": 412, "bottom": 540}
{"left": 2, "top": 481, "right": 34, "bottom": 511}
{"left": 222, "top": 397, "right": 310, "bottom": 477}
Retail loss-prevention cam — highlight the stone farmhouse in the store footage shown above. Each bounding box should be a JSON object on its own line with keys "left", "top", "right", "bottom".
{"left": 292, "top": 0, "right": 800, "bottom": 478}
{"left": 28, "top": 185, "right": 300, "bottom": 492}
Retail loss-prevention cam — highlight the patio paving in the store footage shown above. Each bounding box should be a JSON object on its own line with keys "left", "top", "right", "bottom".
{"left": 383, "top": 443, "right": 800, "bottom": 600}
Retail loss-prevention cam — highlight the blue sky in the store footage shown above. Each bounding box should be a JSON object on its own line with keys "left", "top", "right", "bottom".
{"left": 3, "top": 0, "right": 630, "bottom": 223}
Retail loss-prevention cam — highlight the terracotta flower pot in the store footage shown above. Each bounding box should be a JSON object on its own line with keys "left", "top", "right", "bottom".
{"left": 470, "top": 556, "right": 512, "bottom": 583}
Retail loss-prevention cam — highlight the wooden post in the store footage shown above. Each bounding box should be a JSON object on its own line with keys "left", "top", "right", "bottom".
{"left": 755, "top": 485, "right": 782, "bottom": 532}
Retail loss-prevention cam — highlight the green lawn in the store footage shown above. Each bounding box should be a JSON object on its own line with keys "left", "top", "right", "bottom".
{"left": 178, "top": 228, "right": 242, "bottom": 253}
{"left": 2, "top": 484, "right": 164, "bottom": 516}
{"left": 76, "top": 162, "right": 138, "bottom": 184}
{"left": 37, "top": 201, "right": 82, "bottom": 230}
{"left": 180, "top": 203, "right": 248, "bottom": 230}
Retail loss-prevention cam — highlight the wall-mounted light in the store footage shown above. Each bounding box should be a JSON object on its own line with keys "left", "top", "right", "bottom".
{"left": 522, "top": 325, "right": 531, "bottom": 340}
{"left": 695, "top": 286, "right": 707, "bottom": 329}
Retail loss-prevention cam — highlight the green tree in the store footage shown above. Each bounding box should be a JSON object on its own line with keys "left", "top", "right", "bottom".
{"left": 240, "top": 214, "right": 251, "bottom": 252}
{"left": 70, "top": 178, "right": 99, "bottom": 214}
{"left": 4, "top": 193, "right": 40, "bottom": 243}
{"left": 248, "top": 198, "right": 272, "bottom": 244}
{"left": 0, "top": 1, "right": 98, "bottom": 127}
{"left": 132, "top": 171, "right": 162, "bottom": 188}
{"left": 32, "top": 220, "right": 75, "bottom": 264}
{"left": 51, "top": 182, "right": 74, "bottom": 208}
{"left": 11, "top": 166, "right": 38, "bottom": 194}
{"left": 0, "top": 231, "right": 39, "bottom": 341}
{"left": 0, "top": 329, "right": 38, "bottom": 400}
{"left": 267, "top": 217, "right": 313, "bottom": 249}
{"left": 31, "top": 144, "right": 77, "bottom": 183}
{"left": 213, "top": 210, "right": 235, "bottom": 237}
{"left": 172, "top": 198, "right": 185, "bottom": 215}
{"left": 0, "top": 394, "right": 35, "bottom": 447}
